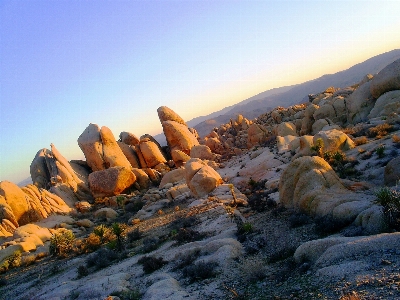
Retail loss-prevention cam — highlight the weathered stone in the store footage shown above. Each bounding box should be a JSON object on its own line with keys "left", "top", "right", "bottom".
{"left": 157, "top": 106, "right": 187, "bottom": 126}
{"left": 162, "top": 121, "right": 199, "bottom": 154}
{"left": 94, "top": 207, "right": 118, "bottom": 220}
{"left": 88, "top": 166, "right": 136, "bottom": 198}
{"left": 190, "top": 145, "right": 215, "bottom": 160}
{"left": 274, "top": 121, "right": 298, "bottom": 137}
{"left": 78, "top": 123, "right": 105, "bottom": 171}
{"left": 368, "top": 90, "right": 400, "bottom": 119}
{"left": 119, "top": 131, "right": 140, "bottom": 146}
{"left": 159, "top": 168, "right": 186, "bottom": 188}
{"left": 117, "top": 141, "right": 141, "bottom": 169}
{"left": 346, "top": 81, "right": 375, "bottom": 124}
{"left": 139, "top": 139, "right": 167, "bottom": 168}
{"left": 131, "top": 168, "right": 150, "bottom": 190}
{"left": 100, "top": 126, "right": 133, "bottom": 170}
{"left": 384, "top": 156, "right": 400, "bottom": 186}
{"left": 313, "top": 129, "right": 355, "bottom": 152}
{"left": 187, "top": 164, "right": 223, "bottom": 198}
{"left": 247, "top": 123, "right": 268, "bottom": 148}
{"left": 171, "top": 149, "right": 190, "bottom": 167}
{"left": 370, "top": 58, "right": 400, "bottom": 99}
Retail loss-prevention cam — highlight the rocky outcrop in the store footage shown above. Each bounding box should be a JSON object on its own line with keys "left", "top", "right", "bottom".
{"left": 161, "top": 120, "right": 199, "bottom": 155}
{"left": 346, "top": 81, "right": 375, "bottom": 124}
{"left": 279, "top": 156, "right": 384, "bottom": 234}
{"left": 139, "top": 138, "right": 167, "bottom": 168}
{"left": 370, "top": 58, "right": 400, "bottom": 99}
{"left": 78, "top": 124, "right": 132, "bottom": 171}
{"left": 157, "top": 106, "right": 187, "bottom": 126}
{"left": 368, "top": 90, "right": 400, "bottom": 119}
{"left": 30, "top": 145, "right": 93, "bottom": 203}
{"left": 0, "top": 181, "right": 71, "bottom": 237}
{"left": 88, "top": 166, "right": 136, "bottom": 198}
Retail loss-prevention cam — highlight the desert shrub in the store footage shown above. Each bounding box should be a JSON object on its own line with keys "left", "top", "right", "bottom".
{"left": 311, "top": 138, "right": 324, "bottom": 157}
{"left": 315, "top": 214, "right": 348, "bottom": 235}
{"left": 375, "top": 186, "right": 400, "bottom": 230}
{"left": 111, "top": 223, "right": 127, "bottom": 251}
{"left": 127, "top": 228, "right": 142, "bottom": 243}
{"left": 125, "top": 199, "right": 145, "bottom": 213}
{"left": 289, "top": 213, "right": 312, "bottom": 228}
{"left": 174, "top": 248, "right": 201, "bottom": 270}
{"left": 0, "top": 276, "right": 7, "bottom": 287}
{"left": 376, "top": 144, "right": 386, "bottom": 158}
{"left": 142, "top": 237, "right": 160, "bottom": 253}
{"left": 49, "top": 229, "right": 75, "bottom": 257}
{"left": 368, "top": 123, "right": 393, "bottom": 138}
{"left": 93, "top": 224, "right": 111, "bottom": 244}
{"left": 86, "top": 248, "right": 119, "bottom": 269}
{"left": 182, "top": 261, "right": 218, "bottom": 283}
{"left": 83, "top": 233, "right": 102, "bottom": 252}
{"left": 170, "top": 216, "right": 199, "bottom": 230}
{"left": 268, "top": 246, "right": 296, "bottom": 263}
{"left": 6, "top": 250, "right": 21, "bottom": 268}
{"left": 392, "top": 134, "right": 400, "bottom": 148}
{"left": 354, "top": 136, "right": 368, "bottom": 146}
{"left": 174, "top": 228, "right": 207, "bottom": 244}
{"left": 138, "top": 256, "right": 167, "bottom": 274}
{"left": 77, "top": 265, "right": 89, "bottom": 279}
{"left": 110, "top": 289, "right": 141, "bottom": 300}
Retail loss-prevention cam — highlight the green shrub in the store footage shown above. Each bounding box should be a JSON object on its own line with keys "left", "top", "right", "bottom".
{"left": 86, "top": 248, "right": 118, "bottom": 269}
{"left": 49, "top": 229, "right": 75, "bottom": 257}
{"left": 93, "top": 224, "right": 111, "bottom": 244}
{"left": 375, "top": 186, "right": 400, "bottom": 230}
{"left": 311, "top": 138, "right": 324, "bottom": 157}
{"left": 110, "top": 289, "right": 141, "bottom": 300}
{"left": 376, "top": 145, "right": 386, "bottom": 158}
{"left": 174, "top": 248, "right": 201, "bottom": 270}
{"left": 111, "top": 223, "right": 127, "bottom": 251}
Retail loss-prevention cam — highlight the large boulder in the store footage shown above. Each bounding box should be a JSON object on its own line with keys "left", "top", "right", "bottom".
{"left": 100, "top": 126, "right": 133, "bottom": 170}
{"left": 88, "top": 166, "right": 136, "bottom": 198}
{"left": 185, "top": 158, "right": 223, "bottom": 198}
{"left": 274, "top": 122, "right": 297, "bottom": 137}
{"left": 77, "top": 123, "right": 105, "bottom": 171}
{"left": 162, "top": 120, "right": 199, "bottom": 155}
{"left": 159, "top": 168, "right": 186, "bottom": 188}
{"left": 384, "top": 156, "right": 400, "bottom": 186}
{"left": 119, "top": 131, "right": 140, "bottom": 146}
{"left": 313, "top": 129, "right": 355, "bottom": 153}
{"left": 117, "top": 141, "right": 141, "bottom": 169}
{"left": 279, "top": 156, "right": 383, "bottom": 233}
{"left": 157, "top": 106, "right": 187, "bottom": 126}
{"left": 370, "top": 58, "right": 400, "bottom": 99}
{"left": 346, "top": 81, "right": 375, "bottom": 124}
{"left": 247, "top": 123, "right": 268, "bottom": 148}
{"left": 190, "top": 145, "right": 215, "bottom": 161}
{"left": 139, "top": 139, "right": 167, "bottom": 168}
{"left": 368, "top": 90, "right": 400, "bottom": 119}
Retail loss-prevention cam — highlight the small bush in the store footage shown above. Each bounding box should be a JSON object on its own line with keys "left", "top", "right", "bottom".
{"left": 86, "top": 248, "right": 118, "bottom": 269}
{"left": 368, "top": 123, "right": 393, "bottom": 139}
{"left": 182, "top": 261, "right": 218, "bottom": 283}
{"left": 354, "top": 136, "right": 368, "bottom": 146}
{"left": 376, "top": 144, "right": 386, "bottom": 158}
{"left": 111, "top": 223, "right": 127, "bottom": 251}
{"left": 174, "top": 228, "right": 207, "bottom": 244}
{"left": 77, "top": 265, "right": 89, "bottom": 279}
{"left": 49, "top": 229, "right": 75, "bottom": 257}
{"left": 138, "top": 256, "right": 167, "bottom": 274}
{"left": 268, "top": 246, "right": 296, "bottom": 263}
{"left": 83, "top": 233, "right": 102, "bottom": 252}
{"left": 393, "top": 134, "right": 400, "bottom": 148}
{"left": 375, "top": 186, "right": 400, "bottom": 230}
{"left": 174, "top": 248, "right": 201, "bottom": 270}
{"left": 21, "top": 254, "right": 36, "bottom": 267}
{"left": 311, "top": 138, "right": 324, "bottom": 157}
{"left": 93, "top": 224, "right": 111, "bottom": 244}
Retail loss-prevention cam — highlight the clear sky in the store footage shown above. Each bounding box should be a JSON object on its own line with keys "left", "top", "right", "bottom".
{"left": 0, "top": 0, "right": 399, "bottom": 184}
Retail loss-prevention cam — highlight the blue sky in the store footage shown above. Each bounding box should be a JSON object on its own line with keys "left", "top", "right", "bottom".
{"left": 0, "top": 0, "right": 399, "bottom": 183}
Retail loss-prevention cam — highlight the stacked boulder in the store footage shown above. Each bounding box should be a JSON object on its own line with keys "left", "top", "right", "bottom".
{"left": 157, "top": 106, "right": 199, "bottom": 165}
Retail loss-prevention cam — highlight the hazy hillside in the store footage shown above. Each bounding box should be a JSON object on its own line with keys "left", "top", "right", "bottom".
{"left": 191, "top": 49, "right": 400, "bottom": 137}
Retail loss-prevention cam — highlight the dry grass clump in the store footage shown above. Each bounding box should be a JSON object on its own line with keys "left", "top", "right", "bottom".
{"left": 392, "top": 134, "right": 400, "bottom": 147}
{"left": 340, "top": 291, "right": 362, "bottom": 300}
{"left": 354, "top": 136, "right": 368, "bottom": 146}
{"left": 367, "top": 123, "right": 393, "bottom": 139}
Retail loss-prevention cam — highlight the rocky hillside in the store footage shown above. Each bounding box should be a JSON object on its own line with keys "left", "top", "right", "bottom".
{"left": 0, "top": 57, "right": 400, "bottom": 299}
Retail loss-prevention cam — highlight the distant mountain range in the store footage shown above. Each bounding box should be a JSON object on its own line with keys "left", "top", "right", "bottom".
{"left": 185, "top": 49, "right": 400, "bottom": 137}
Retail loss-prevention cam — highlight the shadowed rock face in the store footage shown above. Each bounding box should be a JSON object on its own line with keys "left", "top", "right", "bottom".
{"left": 370, "top": 58, "right": 400, "bottom": 99}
